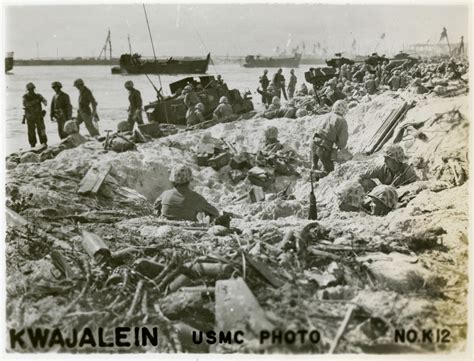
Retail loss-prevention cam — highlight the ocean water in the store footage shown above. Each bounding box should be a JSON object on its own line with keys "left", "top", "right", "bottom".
{"left": 5, "top": 64, "right": 309, "bottom": 154}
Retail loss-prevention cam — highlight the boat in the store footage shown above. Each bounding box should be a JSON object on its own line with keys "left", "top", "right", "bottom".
{"left": 5, "top": 52, "right": 14, "bottom": 73}
{"left": 242, "top": 53, "right": 302, "bottom": 68}
{"left": 144, "top": 75, "right": 254, "bottom": 125}
{"left": 112, "top": 53, "right": 211, "bottom": 75}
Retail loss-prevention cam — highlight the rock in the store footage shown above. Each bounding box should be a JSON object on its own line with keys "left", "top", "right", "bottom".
{"left": 20, "top": 152, "right": 40, "bottom": 163}
{"left": 208, "top": 225, "right": 228, "bottom": 236}
{"left": 357, "top": 252, "right": 431, "bottom": 291}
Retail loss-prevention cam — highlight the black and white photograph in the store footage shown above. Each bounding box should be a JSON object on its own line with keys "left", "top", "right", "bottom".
{"left": 2, "top": 1, "right": 472, "bottom": 357}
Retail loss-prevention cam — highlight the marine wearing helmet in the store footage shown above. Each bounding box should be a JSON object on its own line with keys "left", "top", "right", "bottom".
{"left": 154, "top": 165, "right": 219, "bottom": 222}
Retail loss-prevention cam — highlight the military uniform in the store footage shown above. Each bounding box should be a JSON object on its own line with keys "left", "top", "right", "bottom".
{"left": 311, "top": 102, "right": 348, "bottom": 173}
{"left": 76, "top": 86, "right": 99, "bottom": 137}
{"left": 154, "top": 165, "right": 219, "bottom": 221}
{"left": 23, "top": 92, "right": 48, "bottom": 147}
{"left": 51, "top": 91, "right": 72, "bottom": 139}
{"left": 127, "top": 88, "right": 144, "bottom": 129}
{"left": 213, "top": 103, "right": 233, "bottom": 121}
{"left": 287, "top": 73, "right": 297, "bottom": 99}
{"left": 156, "top": 187, "right": 219, "bottom": 221}
{"left": 358, "top": 160, "right": 417, "bottom": 189}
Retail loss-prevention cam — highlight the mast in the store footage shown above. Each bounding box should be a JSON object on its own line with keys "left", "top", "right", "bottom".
{"left": 108, "top": 29, "right": 112, "bottom": 60}
{"left": 142, "top": 3, "right": 169, "bottom": 123}
{"left": 128, "top": 34, "right": 133, "bottom": 55}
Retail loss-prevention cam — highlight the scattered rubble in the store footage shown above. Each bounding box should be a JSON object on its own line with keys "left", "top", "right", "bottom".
{"left": 5, "top": 87, "right": 468, "bottom": 353}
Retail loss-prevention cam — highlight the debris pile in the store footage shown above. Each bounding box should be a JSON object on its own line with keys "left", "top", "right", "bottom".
{"left": 5, "top": 89, "right": 468, "bottom": 353}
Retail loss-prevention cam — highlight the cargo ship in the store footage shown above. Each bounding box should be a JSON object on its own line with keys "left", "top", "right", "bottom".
{"left": 242, "top": 53, "right": 302, "bottom": 68}
{"left": 5, "top": 52, "right": 14, "bottom": 72}
{"left": 111, "top": 53, "right": 211, "bottom": 75}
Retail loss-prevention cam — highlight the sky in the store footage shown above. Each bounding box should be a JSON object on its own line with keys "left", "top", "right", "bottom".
{"left": 4, "top": 3, "right": 470, "bottom": 59}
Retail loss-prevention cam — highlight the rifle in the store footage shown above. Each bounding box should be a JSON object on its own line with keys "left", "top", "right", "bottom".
{"left": 308, "top": 172, "right": 318, "bottom": 220}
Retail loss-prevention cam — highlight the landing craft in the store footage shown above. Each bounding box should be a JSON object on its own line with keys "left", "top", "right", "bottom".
{"left": 242, "top": 53, "right": 302, "bottom": 68}
{"left": 144, "top": 75, "right": 254, "bottom": 125}
{"left": 5, "top": 52, "right": 14, "bottom": 73}
{"left": 112, "top": 53, "right": 211, "bottom": 75}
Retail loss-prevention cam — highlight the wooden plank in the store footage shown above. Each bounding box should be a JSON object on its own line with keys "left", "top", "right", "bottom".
{"left": 365, "top": 102, "right": 407, "bottom": 154}
{"left": 245, "top": 254, "right": 284, "bottom": 288}
{"left": 215, "top": 278, "right": 274, "bottom": 338}
{"left": 78, "top": 163, "right": 111, "bottom": 195}
{"left": 370, "top": 102, "right": 407, "bottom": 152}
{"left": 373, "top": 103, "right": 413, "bottom": 153}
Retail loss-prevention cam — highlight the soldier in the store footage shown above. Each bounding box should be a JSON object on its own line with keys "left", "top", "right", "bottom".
{"left": 272, "top": 68, "right": 287, "bottom": 100}
{"left": 154, "top": 165, "right": 220, "bottom": 221}
{"left": 358, "top": 144, "right": 417, "bottom": 191}
{"left": 310, "top": 100, "right": 349, "bottom": 175}
{"left": 366, "top": 184, "right": 398, "bottom": 216}
{"left": 50, "top": 81, "right": 72, "bottom": 140}
{"left": 213, "top": 96, "right": 233, "bottom": 121}
{"left": 73, "top": 78, "right": 100, "bottom": 137}
{"left": 287, "top": 69, "right": 297, "bottom": 99}
{"left": 186, "top": 103, "right": 205, "bottom": 126}
{"left": 124, "top": 80, "right": 143, "bottom": 131}
{"left": 259, "top": 69, "right": 270, "bottom": 92}
{"left": 387, "top": 70, "right": 402, "bottom": 91}
{"left": 216, "top": 74, "right": 224, "bottom": 86}
{"left": 182, "top": 84, "right": 200, "bottom": 119}
{"left": 268, "top": 96, "right": 281, "bottom": 111}
{"left": 22, "top": 82, "right": 48, "bottom": 148}
{"left": 336, "top": 180, "right": 366, "bottom": 212}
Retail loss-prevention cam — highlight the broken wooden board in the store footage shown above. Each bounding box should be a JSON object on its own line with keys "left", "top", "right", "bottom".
{"left": 77, "top": 163, "right": 111, "bottom": 195}
{"left": 248, "top": 186, "right": 265, "bottom": 203}
{"left": 215, "top": 278, "right": 274, "bottom": 338}
{"left": 6, "top": 207, "right": 29, "bottom": 228}
{"left": 244, "top": 254, "right": 284, "bottom": 288}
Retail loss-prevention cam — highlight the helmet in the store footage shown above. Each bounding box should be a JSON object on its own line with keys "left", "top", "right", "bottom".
{"left": 182, "top": 85, "right": 193, "bottom": 94}
{"left": 264, "top": 126, "right": 278, "bottom": 139}
{"left": 73, "top": 78, "right": 84, "bottom": 87}
{"left": 272, "top": 96, "right": 280, "bottom": 105}
{"left": 124, "top": 80, "right": 134, "bottom": 88}
{"left": 170, "top": 165, "right": 193, "bottom": 184}
{"left": 51, "top": 81, "right": 62, "bottom": 89}
{"left": 64, "top": 120, "right": 79, "bottom": 135}
{"left": 328, "top": 78, "right": 337, "bottom": 85}
{"left": 414, "top": 78, "right": 422, "bottom": 85}
{"left": 117, "top": 121, "right": 131, "bottom": 132}
{"left": 368, "top": 185, "right": 398, "bottom": 209}
{"left": 217, "top": 74, "right": 222, "bottom": 79}
{"left": 287, "top": 99, "right": 296, "bottom": 107}
{"left": 337, "top": 181, "right": 365, "bottom": 209}
{"left": 26, "top": 82, "right": 35, "bottom": 90}
{"left": 195, "top": 103, "right": 205, "bottom": 112}
{"left": 219, "top": 96, "right": 229, "bottom": 104}
{"left": 290, "top": 69, "right": 294, "bottom": 74}
{"left": 394, "top": 70, "right": 401, "bottom": 76}
{"left": 264, "top": 69, "right": 268, "bottom": 74}
{"left": 383, "top": 144, "right": 407, "bottom": 163}
{"left": 332, "top": 100, "right": 348, "bottom": 116}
